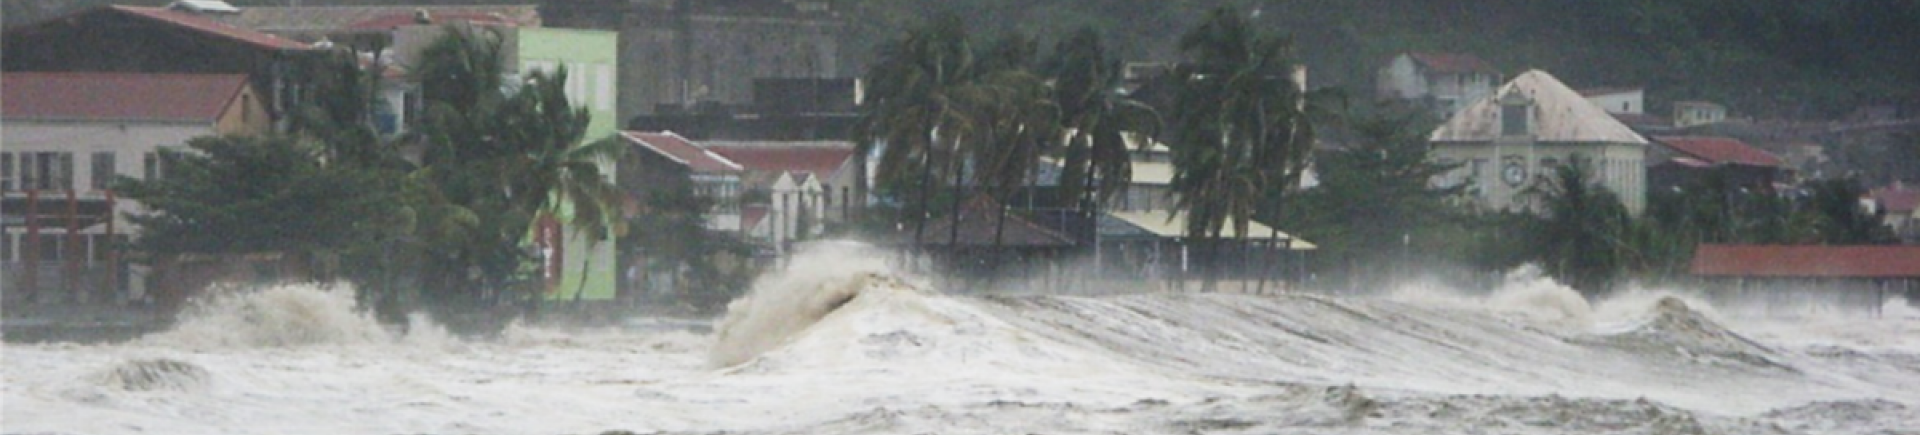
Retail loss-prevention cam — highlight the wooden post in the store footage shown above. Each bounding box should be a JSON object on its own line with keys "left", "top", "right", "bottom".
{"left": 105, "top": 190, "right": 118, "bottom": 302}
{"left": 23, "top": 189, "right": 40, "bottom": 303}
{"left": 66, "top": 189, "right": 81, "bottom": 303}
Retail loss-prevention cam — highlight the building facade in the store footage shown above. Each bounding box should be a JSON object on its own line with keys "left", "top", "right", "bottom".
{"left": 618, "top": 0, "right": 845, "bottom": 117}
{"left": 1430, "top": 70, "right": 1650, "bottom": 215}
{"left": 2, "top": 73, "right": 271, "bottom": 303}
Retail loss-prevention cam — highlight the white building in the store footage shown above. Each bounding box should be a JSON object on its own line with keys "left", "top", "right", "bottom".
{"left": 1377, "top": 52, "right": 1503, "bottom": 119}
{"left": 1673, "top": 101, "right": 1728, "bottom": 128}
{"left": 1580, "top": 87, "right": 1644, "bottom": 115}
{"left": 1429, "top": 70, "right": 1650, "bottom": 215}
{"left": 2, "top": 72, "right": 272, "bottom": 300}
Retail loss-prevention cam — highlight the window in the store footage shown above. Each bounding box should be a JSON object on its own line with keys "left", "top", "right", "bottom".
{"left": 1, "top": 153, "right": 13, "bottom": 191}
{"left": 144, "top": 152, "right": 160, "bottom": 181}
{"left": 20, "top": 152, "right": 74, "bottom": 190}
{"left": 91, "top": 152, "right": 116, "bottom": 191}
{"left": 37, "top": 237, "right": 62, "bottom": 262}
{"left": 1501, "top": 103, "right": 1529, "bottom": 136}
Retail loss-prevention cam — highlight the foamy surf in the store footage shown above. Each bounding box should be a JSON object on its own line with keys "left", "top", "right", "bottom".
{"left": 6, "top": 242, "right": 1920, "bottom": 434}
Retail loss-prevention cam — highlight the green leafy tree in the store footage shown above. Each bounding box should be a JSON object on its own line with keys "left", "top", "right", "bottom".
{"left": 1278, "top": 108, "right": 1460, "bottom": 289}
{"left": 1803, "top": 178, "right": 1897, "bottom": 245}
{"left": 117, "top": 135, "right": 405, "bottom": 282}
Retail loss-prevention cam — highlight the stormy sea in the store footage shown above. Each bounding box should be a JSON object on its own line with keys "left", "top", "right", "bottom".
{"left": 7, "top": 242, "right": 1919, "bottom": 434}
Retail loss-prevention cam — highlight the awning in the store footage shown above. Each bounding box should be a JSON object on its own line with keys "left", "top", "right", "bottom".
{"left": 1106, "top": 211, "right": 1317, "bottom": 250}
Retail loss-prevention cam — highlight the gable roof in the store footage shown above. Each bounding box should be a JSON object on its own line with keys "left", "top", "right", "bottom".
{"left": 1691, "top": 244, "right": 1920, "bottom": 278}
{"left": 228, "top": 5, "right": 540, "bottom": 36}
{"left": 705, "top": 142, "right": 855, "bottom": 180}
{"left": 619, "top": 131, "right": 743, "bottom": 173}
{"left": 1430, "top": 70, "right": 1649, "bottom": 144}
{"left": 1871, "top": 186, "right": 1920, "bottom": 214}
{"left": 897, "top": 196, "right": 1078, "bottom": 248}
{"left": 1653, "top": 136, "right": 1785, "bottom": 168}
{"left": 1407, "top": 52, "right": 1499, "bottom": 75}
{"left": 108, "top": 6, "right": 311, "bottom": 51}
{"left": 2, "top": 72, "right": 250, "bottom": 123}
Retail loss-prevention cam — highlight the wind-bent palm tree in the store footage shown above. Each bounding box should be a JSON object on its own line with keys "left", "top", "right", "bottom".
{"left": 409, "top": 26, "right": 624, "bottom": 309}
{"left": 1043, "top": 28, "right": 1160, "bottom": 213}
{"left": 1166, "top": 8, "right": 1319, "bottom": 291}
{"left": 1523, "top": 155, "right": 1634, "bottom": 297}
{"left": 855, "top": 16, "right": 981, "bottom": 252}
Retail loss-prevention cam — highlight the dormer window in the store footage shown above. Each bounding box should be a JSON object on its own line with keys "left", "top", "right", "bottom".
{"left": 1500, "top": 92, "right": 1532, "bottom": 136}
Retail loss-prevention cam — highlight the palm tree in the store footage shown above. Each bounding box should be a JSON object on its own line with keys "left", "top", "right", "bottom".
{"left": 1165, "top": 8, "right": 1318, "bottom": 291}
{"left": 1042, "top": 28, "right": 1160, "bottom": 213}
{"left": 1523, "top": 155, "right": 1635, "bottom": 297}
{"left": 855, "top": 16, "right": 980, "bottom": 253}
{"left": 409, "top": 26, "right": 624, "bottom": 311}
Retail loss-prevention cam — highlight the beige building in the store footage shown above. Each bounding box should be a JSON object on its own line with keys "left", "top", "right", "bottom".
{"left": 1430, "top": 70, "right": 1649, "bottom": 215}
{"left": 2, "top": 72, "right": 271, "bottom": 300}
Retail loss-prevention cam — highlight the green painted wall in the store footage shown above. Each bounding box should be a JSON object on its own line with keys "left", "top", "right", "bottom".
{"left": 517, "top": 27, "right": 621, "bottom": 301}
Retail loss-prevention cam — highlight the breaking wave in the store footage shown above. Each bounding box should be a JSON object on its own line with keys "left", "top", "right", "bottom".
{"left": 140, "top": 283, "right": 398, "bottom": 349}
{"left": 710, "top": 241, "right": 917, "bottom": 367}
{"left": 10, "top": 243, "right": 1920, "bottom": 434}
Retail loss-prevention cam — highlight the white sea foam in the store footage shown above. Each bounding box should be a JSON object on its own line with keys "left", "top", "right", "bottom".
{"left": 7, "top": 245, "right": 1920, "bottom": 434}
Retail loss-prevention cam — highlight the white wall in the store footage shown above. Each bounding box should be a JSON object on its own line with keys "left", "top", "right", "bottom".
{"left": 1585, "top": 90, "right": 1644, "bottom": 115}
{"left": 1432, "top": 141, "right": 1646, "bottom": 215}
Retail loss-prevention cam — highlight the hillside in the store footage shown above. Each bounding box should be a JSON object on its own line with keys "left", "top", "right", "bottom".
{"left": 10, "top": 0, "right": 1917, "bottom": 119}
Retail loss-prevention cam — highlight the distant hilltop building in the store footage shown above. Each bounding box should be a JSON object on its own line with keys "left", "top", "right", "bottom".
{"left": 1376, "top": 52, "right": 1502, "bottom": 119}
{"left": 1429, "top": 70, "right": 1650, "bottom": 215}
{"left": 1672, "top": 100, "right": 1728, "bottom": 128}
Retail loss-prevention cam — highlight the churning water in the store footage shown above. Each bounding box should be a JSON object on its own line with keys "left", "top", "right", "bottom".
{"left": 7, "top": 242, "right": 1920, "bottom": 434}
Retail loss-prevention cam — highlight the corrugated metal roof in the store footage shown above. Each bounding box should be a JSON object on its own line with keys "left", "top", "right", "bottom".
{"left": 1, "top": 72, "right": 249, "bottom": 123}
{"left": 904, "top": 197, "right": 1078, "bottom": 248}
{"left": 1690, "top": 244, "right": 1920, "bottom": 278}
{"left": 705, "top": 142, "right": 854, "bottom": 180}
{"left": 1106, "top": 211, "right": 1316, "bottom": 249}
{"left": 1430, "top": 70, "right": 1648, "bottom": 145}
{"left": 1871, "top": 186, "right": 1920, "bottom": 214}
{"left": 228, "top": 5, "right": 540, "bottom": 35}
{"left": 1654, "top": 136, "right": 1785, "bottom": 168}
{"left": 619, "top": 131, "right": 743, "bottom": 173}
{"left": 112, "top": 6, "right": 311, "bottom": 51}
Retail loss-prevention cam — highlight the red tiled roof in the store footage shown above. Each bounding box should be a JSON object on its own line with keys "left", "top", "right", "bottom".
{"left": 1408, "top": 52, "right": 1499, "bottom": 74}
{"left": 1691, "top": 244, "right": 1920, "bottom": 278}
{"left": 345, "top": 12, "right": 522, "bottom": 30}
{"left": 112, "top": 6, "right": 311, "bottom": 51}
{"left": 1871, "top": 187, "right": 1920, "bottom": 214}
{"left": 740, "top": 206, "right": 770, "bottom": 232}
{"left": 1654, "top": 136, "right": 1785, "bottom": 168}
{"left": 619, "top": 131, "right": 743, "bottom": 173}
{"left": 2, "top": 72, "right": 249, "bottom": 122}
{"left": 706, "top": 142, "right": 854, "bottom": 179}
